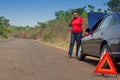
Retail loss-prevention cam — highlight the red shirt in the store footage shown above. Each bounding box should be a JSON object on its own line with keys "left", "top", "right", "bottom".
{"left": 70, "top": 17, "right": 84, "bottom": 33}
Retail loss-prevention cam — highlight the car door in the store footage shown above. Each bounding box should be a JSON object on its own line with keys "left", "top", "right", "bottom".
{"left": 83, "top": 15, "right": 113, "bottom": 57}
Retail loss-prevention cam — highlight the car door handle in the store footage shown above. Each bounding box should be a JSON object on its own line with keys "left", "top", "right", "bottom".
{"left": 101, "top": 33, "right": 104, "bottom": 35}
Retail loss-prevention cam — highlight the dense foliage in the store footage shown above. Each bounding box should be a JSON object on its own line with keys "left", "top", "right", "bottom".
{"left": 106, "top": 0, "right": 120, "bottom": 12}
{"left": 0, "top": 16, "right": 11, "bottom": 38}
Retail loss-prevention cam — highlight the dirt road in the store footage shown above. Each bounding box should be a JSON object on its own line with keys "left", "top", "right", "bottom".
{"left": 0, "top": 39, "right": 119, "bottom": 80}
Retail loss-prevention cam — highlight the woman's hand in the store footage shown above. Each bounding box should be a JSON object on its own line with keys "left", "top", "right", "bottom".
{"left": 69, "top": 24, "right": 72, "bottom": 27}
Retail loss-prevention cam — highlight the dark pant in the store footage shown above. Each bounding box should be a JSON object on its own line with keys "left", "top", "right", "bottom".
{"left": 68, "top": 32, "right": 82, "bottom": 57}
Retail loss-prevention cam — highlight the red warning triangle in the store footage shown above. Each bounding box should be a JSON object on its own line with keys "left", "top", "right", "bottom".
{"left": 94, "top": 52, "right": 117, "bottom": 74}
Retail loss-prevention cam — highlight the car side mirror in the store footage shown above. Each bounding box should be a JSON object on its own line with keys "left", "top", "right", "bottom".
{"left": 85, "top": 28, "right": 91, "bottom": 34}
{"left": 84, "top": 28, "right": 93, "bottom": 37}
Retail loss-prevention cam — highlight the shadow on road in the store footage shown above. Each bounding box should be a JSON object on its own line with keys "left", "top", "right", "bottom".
{"left": 84, "top": 57, "right": 99, "bottom": 66}
{"left": 84, "top": 57, "right": 120, "bottom": 73}
{"left": 116, "top": 63, "right": 120, "bottom": 73}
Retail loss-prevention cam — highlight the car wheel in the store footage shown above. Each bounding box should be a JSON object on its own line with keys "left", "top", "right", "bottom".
{"left": 100, "top": 44, "right": 110, "bottom": 59}
{"left": 100, "top": 44, "right": 111, "bottom": 68}
{"left": 77, "top": 44, "right": 85, "bottom": 61}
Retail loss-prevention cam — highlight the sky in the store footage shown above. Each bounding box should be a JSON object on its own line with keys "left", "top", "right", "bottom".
{"left": 0, "top": 0, "right": 109, "bottom": 27}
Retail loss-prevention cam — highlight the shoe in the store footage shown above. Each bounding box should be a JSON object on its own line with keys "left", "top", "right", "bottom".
{"left": 68, "top": 55, "right": 72, "bottom": 58}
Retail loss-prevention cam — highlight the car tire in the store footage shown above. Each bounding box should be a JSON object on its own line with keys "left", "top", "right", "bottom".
{"left": 77, "top": 44, "right": 85, "bottom": 61}
{"left": 101, "top": 44, "right": 117, "bottom": 67}
{"left": 100, "top": 44, "right": 111, "bottom": 68}
{"left": 100, "top": 44, "right": 110, "bottom": 59}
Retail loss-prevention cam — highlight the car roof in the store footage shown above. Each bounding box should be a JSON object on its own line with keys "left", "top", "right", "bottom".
{"left": 106, "top": 13, "right": 120, "bottom": 16}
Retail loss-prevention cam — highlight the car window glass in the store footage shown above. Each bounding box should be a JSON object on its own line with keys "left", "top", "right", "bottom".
{"left": 99, "top": 15, "right": 113, "bottom": 30}
{"left": 92, "top": 18, "right": 104, "bottom": 32}
{"left": 108, "top": 15, "right": 117, "bottom": 26}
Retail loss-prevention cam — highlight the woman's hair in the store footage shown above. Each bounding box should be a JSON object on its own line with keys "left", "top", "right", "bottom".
{"left": 73, "top": 11, "right": 78, "bottom": 14}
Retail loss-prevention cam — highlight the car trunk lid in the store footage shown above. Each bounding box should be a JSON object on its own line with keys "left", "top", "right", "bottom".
{"left": 88, "top": 12, "right": 106, "bottom": 29}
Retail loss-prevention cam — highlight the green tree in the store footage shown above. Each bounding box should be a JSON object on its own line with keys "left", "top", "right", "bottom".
{"left": 25, "top": 25, "right": 33, "bottom": 31}
{"left": 37, "top": 22, "right": 46, "bottom": 29}
{"left": 88, "top": 5, "right": 95, "bottom": 12}
{"left": 97, "top": 8, "right": 102, "bottom": 12}
{"left": 104, "top": 10, "right": 108, "bottom": 13}
{"left": 55, "top": 7, "right": 87, "bottom": 22}
{"left": 55, "top": 11, "right": 65, "bottom": 19}
{"left": 107, "top": 0, "right": 120, "bottom": 12}
{"left": 0, "top": 16, "right": 10, "bottom": 27}
{"left": 0, "top": 16, "right": 10, "bottom": 38}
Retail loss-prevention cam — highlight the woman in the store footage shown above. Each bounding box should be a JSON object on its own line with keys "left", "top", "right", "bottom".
{"left": 68, "top": 11, "right": 84, "bottom": 58}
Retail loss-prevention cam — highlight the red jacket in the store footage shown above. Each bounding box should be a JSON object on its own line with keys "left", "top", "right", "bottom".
{"left": 70, "top": 17, "right": 84, "bottom": 33}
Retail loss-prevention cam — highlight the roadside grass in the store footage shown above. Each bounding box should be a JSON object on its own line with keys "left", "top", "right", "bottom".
{"left": 0, "top": 37, "right": 8, "bottom": 40}
{"left": 35, "top": 39, "right": 77, "bottom": 56}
